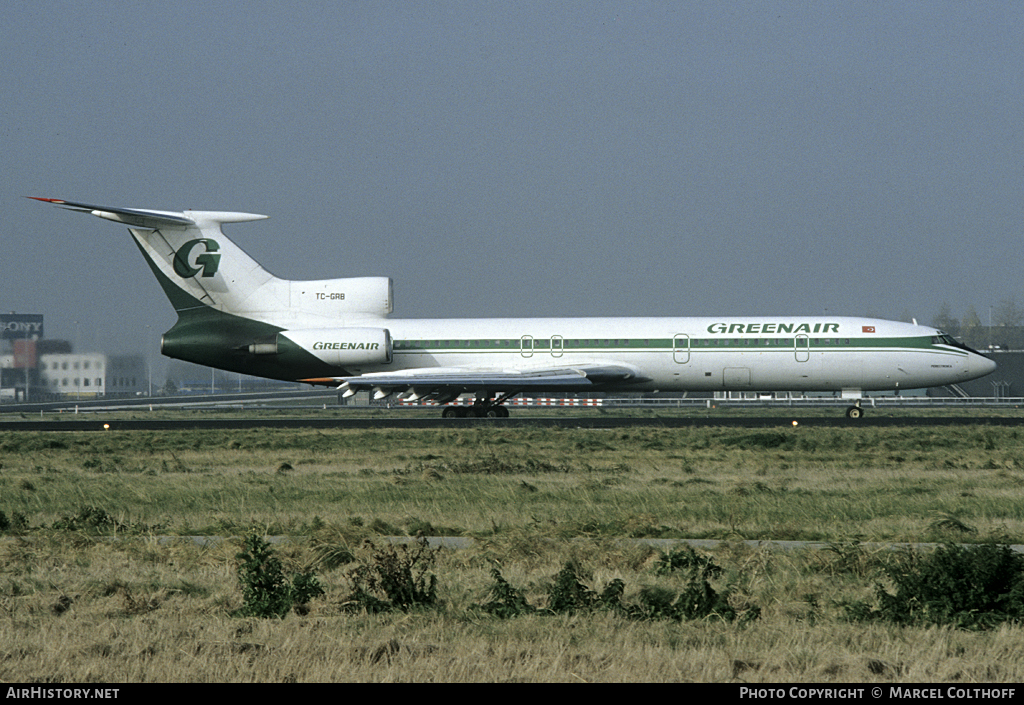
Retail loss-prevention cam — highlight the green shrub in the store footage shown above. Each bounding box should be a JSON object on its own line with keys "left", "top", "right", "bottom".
{"left": 0, "top": 510, "right": 29, "bottom": 535}
{"left": 546, "top": 560, "right": 599, "bottom": 614}
{"left": 343, "top": 539, "right": 439, "bottom": 613}
{"left": 843, "top": 543, "right": 1024, "bottom": 630}
{"left": 474, "top": 555, "right": 758, "bottom": 624}
{"left": 674, "top": 565, "right": 737, "bottom": 621}
{"left": 637, "top": 547, "right": 759, "bottom": 624}
{"left": 234, "top": 531, "right": 323, "bottom": 618}
{"left": 52, "top": 506, "right": 122, "bottom": 533}
{"left": 476, "top": 567, "right": 535, "bottom": 618}
{"left": 652, "top": 546, "right": 720, "bottom": 576}
{"left": 49, "top": 506, "right": 163, "bottom": 536}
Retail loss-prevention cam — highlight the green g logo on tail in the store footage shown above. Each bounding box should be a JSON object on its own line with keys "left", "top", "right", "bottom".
{"left": 173, "top": 239, "right": 221, "bottom": 278}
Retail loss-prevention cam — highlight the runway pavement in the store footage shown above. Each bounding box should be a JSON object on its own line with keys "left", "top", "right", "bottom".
{"left": 3, "top": 414, "right": 1024, "bottom": 432}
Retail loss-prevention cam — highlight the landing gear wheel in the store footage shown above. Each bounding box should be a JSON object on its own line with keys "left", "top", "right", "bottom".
{"left": 846, "top": 405, "right": 864, "bottom": 419}
{"left": 457, "top": 405, "right": 510, "bottom": 418}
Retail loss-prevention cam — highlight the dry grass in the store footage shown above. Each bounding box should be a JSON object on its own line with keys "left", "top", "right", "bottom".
{"left": 1, "top": 536, "right": 1023, "bottom": 682}
{"left": 2, "top": 426, "right": 1024, "bottom": 542}
{"left": 2, "top": 423, "right": 1024, "bottom": 681}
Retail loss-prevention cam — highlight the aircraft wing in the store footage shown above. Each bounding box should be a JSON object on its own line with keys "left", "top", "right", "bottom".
{"left": 304, "top": 363, "right": 649, "bottom": 403}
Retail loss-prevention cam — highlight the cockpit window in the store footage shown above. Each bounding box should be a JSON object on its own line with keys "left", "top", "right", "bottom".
{"left": 933, "top": 333, "right": 989, "bottom": 357}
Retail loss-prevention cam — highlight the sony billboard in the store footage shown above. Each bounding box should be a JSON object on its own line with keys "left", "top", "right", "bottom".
{"left": 1, "top": 314, "right": 44, "bottom": 341}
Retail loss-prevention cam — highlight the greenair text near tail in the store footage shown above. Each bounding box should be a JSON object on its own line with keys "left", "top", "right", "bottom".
{"left": 33, "top": 197, "right": 996, "bottom": 418}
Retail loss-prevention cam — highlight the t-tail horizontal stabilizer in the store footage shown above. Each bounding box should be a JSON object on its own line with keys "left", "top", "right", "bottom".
{"left": 28, "top": 197, "right": 269, "bottom": 230}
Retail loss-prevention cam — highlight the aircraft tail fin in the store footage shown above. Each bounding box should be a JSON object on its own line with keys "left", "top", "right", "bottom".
{"left": 34, "top": 196, "right": 393, "bottom": 332}
{"left": 32, "top": 198, "right": 279, "bottom": 317}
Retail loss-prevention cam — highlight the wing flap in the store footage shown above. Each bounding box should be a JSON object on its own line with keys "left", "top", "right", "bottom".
{"left": 304, "top": 363, "right": 649, "bottom": 400}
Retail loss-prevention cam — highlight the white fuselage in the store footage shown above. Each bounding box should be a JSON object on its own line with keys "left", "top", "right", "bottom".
{"left": 330, "top": 315, "right": 994, "bottom": 394}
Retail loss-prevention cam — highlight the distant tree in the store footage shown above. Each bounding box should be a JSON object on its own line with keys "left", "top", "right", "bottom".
{"left": 993, "top": 296, "right": 1024, "bottom": 328}
{"left": 931, "top": 302, "right": 960, "bottom": 337}
{"left": 960, "top": 306, "right": 983, "bottom": 347}
{"left": 161, "top": 378, "right": 179, "bottom": 396}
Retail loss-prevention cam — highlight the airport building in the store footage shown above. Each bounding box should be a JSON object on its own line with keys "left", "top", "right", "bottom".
{"left": 0, "top": 313, "right": 44, "bottom": 401}
{"left": 0, "top": 313, "right": 146, "bottom": 401}
{"left": 36, "top": 353, "right": 146, "bottom": 399}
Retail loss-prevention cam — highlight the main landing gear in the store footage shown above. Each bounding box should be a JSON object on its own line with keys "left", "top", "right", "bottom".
{"left": 442, "top": 405, "right": 509, "bottom": 418}
{"left": 441, "top": 391, "right": 516, "bottom": 418}
{"left": 845, "top": 402, "right": 864, "bottom": 419}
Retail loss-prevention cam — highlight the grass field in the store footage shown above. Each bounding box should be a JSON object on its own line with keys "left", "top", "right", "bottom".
{"left": 2, "top": 420, "right": 1024, "bottom": 682}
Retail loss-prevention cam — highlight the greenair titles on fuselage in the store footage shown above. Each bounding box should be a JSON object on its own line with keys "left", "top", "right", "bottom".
{"left": 706, "top": 322, "right": 840, "bottom": 335}
{"left": 312, "top": 341, "right": 380, "bottom": 351}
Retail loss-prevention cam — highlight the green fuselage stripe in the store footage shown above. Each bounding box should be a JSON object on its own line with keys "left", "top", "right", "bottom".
{"left": 391, "top": 336, "right": 950, "bottom": 353}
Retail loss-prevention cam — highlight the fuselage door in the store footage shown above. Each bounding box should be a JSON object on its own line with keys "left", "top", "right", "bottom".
{"left": 551, "top": 335, "right": 564, "bottom": 358}
{"left": 673, "top": 334, "right": 690, "bottom": 364}
{"left": 795, "top": 334, "right": 810, "bottom": 363}
{"left": 521, "top": 335, "right": 534, "bottom": 358}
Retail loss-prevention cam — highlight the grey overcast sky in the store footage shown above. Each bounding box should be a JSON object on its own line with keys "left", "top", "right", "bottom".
{"left": 3, "top": 1, "right": 1023, "bottom": 360}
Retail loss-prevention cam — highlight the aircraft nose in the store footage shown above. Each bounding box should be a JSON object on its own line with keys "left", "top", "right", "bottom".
{"left": 973, "top": 354, "right": 997, "bottom": 378}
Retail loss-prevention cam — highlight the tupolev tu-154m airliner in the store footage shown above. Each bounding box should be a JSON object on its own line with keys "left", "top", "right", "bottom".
{"left": 33, "top": 198, "right": 996, "bottom": 418}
